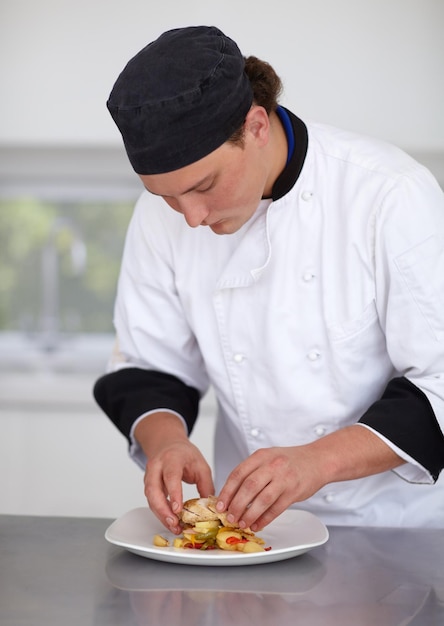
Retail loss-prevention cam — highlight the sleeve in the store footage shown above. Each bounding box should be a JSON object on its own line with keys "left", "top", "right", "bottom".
{"left": 365, "top": 163, "right": 444, "bottom": 483}
{"left": 93, "top": 367, "right": 200, "bottom": 441}
{"left": 359, "top": 377, "right": 444, "bottom": 481}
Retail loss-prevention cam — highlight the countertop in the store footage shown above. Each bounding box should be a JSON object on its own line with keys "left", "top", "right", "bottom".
{"left": 1, "top": 514, "right": 443, "bottom": 625}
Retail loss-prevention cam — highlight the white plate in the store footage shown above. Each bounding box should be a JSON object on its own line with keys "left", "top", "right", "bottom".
{"left": 105, "top": 507, "right": 329, "bottom": 566}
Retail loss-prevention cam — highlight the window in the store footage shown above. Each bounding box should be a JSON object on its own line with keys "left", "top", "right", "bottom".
{"left": 0, "top": 197, "right": 133, "bottom": 339}
{"left": 0, "top": 146, "right": 140, "bottom": 363}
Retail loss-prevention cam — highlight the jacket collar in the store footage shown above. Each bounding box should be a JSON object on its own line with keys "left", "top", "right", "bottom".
{"left": 271, "top": 108, "right": 308, "bottom": 201}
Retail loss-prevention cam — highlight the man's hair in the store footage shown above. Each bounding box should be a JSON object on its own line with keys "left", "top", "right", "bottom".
{"left": 228, "top": 56, "right": 283, "bottom": 146}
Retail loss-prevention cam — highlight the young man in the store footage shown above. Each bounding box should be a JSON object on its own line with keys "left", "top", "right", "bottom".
{"left": 94, "top": 25, "right": 444, "bottom": 533}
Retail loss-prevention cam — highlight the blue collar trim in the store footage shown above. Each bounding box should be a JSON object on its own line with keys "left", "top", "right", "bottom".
{"left": 276, "top": 105, "right": 295, "bottom": 165}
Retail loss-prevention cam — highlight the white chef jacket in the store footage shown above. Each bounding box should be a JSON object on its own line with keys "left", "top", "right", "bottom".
{"left": 111, "top": 120, "right": 444, "bottom": 527}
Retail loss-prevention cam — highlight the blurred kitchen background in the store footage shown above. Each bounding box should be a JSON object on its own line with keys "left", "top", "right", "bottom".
{"left": 1, "top": 0, "right": 443, "bottom": 518}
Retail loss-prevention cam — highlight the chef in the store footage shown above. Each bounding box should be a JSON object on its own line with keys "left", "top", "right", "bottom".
{"left": 94, "top": 25, "right": 444, "bottom": 533}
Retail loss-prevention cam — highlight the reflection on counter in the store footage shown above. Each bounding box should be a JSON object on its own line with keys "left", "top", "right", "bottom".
{"left": 106, "top": 548, "right": 326, "bottom": 594}
{"left": 105, "top": 526, "right": 441, "bottom": 626}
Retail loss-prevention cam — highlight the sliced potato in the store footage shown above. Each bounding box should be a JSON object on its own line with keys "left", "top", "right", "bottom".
{"left": 173, "top": 537, "right": 186, "bottom": 548}
{"left": 215, "top": 530, "right": 243, "bottom": 551}
{"left": 238, "top": 540, "right": 265, "bottom": 553}
{"left": 153, "top": 534, "right": 170, "bottom": 547}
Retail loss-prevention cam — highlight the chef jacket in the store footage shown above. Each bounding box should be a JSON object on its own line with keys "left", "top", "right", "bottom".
{"left": 94, "top": 110, "right": 444, "bottom": 528}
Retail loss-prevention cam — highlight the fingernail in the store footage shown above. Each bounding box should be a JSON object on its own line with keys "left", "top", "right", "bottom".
{"left": 166, "top": 517, "right": 174, "bottom": 526}
{"left": 216, "top": 501, "right": 224, "bottom": 512}
{"left": 227, "top": 513, "right": 235, "bottom": 524}
{"left": 172, "top": 501, "right": 180, "bottom": 513}
{"left": 239, "top": 519, "right": 246, "bottom": 529}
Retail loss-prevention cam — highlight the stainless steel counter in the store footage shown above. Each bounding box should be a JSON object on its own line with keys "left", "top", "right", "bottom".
{"left": 1, "top": 514, "right": 443, "bottom": 625}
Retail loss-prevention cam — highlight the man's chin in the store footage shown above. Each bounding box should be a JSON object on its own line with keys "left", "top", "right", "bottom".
{"left": 208, "top": 220, "right": 240, "bottom": 235}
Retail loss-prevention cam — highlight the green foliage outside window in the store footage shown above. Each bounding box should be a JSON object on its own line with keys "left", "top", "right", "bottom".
{"left": 0, "top": 197, "right": 133, "bottom": 334}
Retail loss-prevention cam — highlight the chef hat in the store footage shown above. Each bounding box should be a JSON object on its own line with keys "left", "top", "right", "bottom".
{"left": 107, "top": 25, "right": 253, "bottom": 174}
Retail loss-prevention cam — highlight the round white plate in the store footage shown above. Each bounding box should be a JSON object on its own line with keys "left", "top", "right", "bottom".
{"left": 105, "top": 507, "right": 329, "bottom": 566}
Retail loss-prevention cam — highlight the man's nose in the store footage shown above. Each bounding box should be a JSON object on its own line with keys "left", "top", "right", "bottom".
{"left": 180, "top": 199, "right": 210, "bottom": 228}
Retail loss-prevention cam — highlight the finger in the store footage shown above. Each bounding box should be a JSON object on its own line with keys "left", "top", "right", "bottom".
{"left": 231, "top": 473, "right": 274, "bottom": 528}
{"left": 221, "top": 472, "right": 273, "bottom": 526}
{"left": 235, "top": 482, "right": 287, "bottom": 530}
{"left": 195, "top": 462, "right": 215, "bottom": 498}
{"left": 144, "top": 462, "right": 182, "bottom": 533}
{"left": 159, "top": 465, "right": 187, "bottom": 530}
{"left": 216, "top": 454, "right": 264, "bottom": 513}
{"left": 249, "top": 493, "right": 290, "bottom": 531}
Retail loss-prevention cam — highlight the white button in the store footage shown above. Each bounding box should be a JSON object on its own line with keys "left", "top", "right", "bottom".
{"left": 301, "top": 190, "right": 313, "bottom": 201}
{"left": 307, "top": 350, "right": 321, "bottom": 361}
{"left": 314, "top": 425, "right": 326, "bottom": 437}
{"left": 233, "top": 353, "right": 245, "bottom": 363}
{"left": 324, "top": 493, "right": 335, "bottom": 503}
{"left": 303, "top": 271, "right": 315, "bottom": 282}
{"left": 250, "top": 428, "right": 261, "bottom": 437}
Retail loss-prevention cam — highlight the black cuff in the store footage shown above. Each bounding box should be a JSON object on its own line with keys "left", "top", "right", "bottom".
{"left": 93, "top": 368, "right": 200, "bottom": 442}
{"left": 359, "top": 377, "right": 444, "bottom": 481}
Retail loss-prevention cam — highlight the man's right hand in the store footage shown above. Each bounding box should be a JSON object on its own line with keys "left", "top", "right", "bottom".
{"left": 134, "top": 412, "right": 214, "bottom": 533}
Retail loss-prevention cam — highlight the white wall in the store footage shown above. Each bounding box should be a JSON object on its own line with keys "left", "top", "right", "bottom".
{"left": 1, "top": 0, "right": 443, "bottom": 152}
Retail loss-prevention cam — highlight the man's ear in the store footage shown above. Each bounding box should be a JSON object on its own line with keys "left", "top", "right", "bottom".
{"left": 244, "top": 105, "right": 270, "bottom": 146}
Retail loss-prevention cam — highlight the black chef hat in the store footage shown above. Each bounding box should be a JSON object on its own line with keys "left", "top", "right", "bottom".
{"left": 107, "top": 25, "right": 253, "bottom": 175}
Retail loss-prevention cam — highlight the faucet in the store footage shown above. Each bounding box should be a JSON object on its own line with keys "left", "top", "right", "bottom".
{"left": 39, "top": 217, "right": 87, "bottom": 352}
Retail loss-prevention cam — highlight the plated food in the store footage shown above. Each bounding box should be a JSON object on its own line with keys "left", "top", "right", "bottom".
{"left": 106, "top": 506, "right": 329, "bottom": 566}
{"left": 153, "top": 496, "right": 270, "bottom": 553}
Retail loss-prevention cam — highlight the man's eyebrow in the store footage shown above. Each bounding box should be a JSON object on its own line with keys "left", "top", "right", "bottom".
{"left": 144, "top": 175, "right": 214, "bottom": 197}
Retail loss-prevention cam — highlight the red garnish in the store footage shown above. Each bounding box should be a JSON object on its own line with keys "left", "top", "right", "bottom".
{"left": 226, "top": 536, "right": 248, "bottom": 545}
